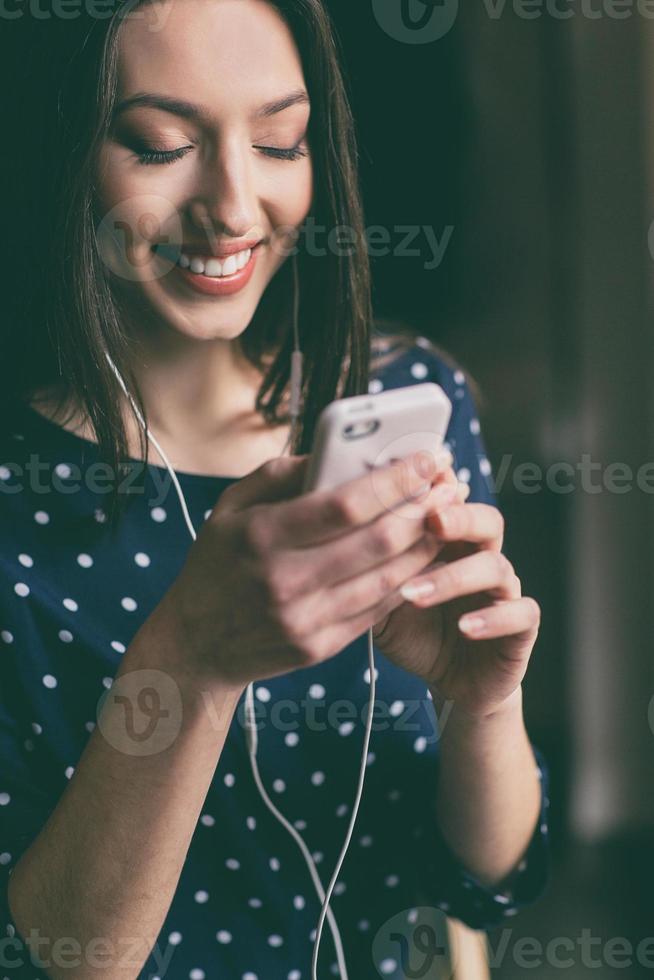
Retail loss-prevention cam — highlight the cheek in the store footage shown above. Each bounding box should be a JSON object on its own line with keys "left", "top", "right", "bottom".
{"left": 93, "top": 147, "right": 184, "bottom": 282}
{"left": 263, "top": 163, "right": 313, "bottom": 264}
{"left": 94, "top": 143, "right": 177, "bottom": 221}
{"left": 266, "top": 160, "right": 314, "bottom": 227}
{"left": 93, "top": 146, "right": 151, "bottom": 242}
{"left": 296, "top": 161, "right": 314, "bottom": 218}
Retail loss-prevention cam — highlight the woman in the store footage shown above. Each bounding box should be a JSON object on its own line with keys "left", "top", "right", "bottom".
{"left": 0, "top": 0, "right": 550, "bottom": 977}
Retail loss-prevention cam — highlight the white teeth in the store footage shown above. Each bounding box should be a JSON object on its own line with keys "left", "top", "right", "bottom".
{"left": 178, "top": 247, "right": 253, "bottom": 278}
{"left": 204, "top": 258, "right": 222, "bottom": 277}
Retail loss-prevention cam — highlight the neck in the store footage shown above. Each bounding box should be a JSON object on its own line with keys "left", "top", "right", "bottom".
{"left": 128, "top": 328, "right": 269, "bottom": 443}
{"left": 117, "top": 322, "right": 293, "bottom": 478}
{"left": 29, "top": 322, "right": 292, "bottom": 479}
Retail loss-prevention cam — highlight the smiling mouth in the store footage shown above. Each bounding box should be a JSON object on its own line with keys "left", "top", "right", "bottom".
{"left": 153, "top": 242, "right": 262, "bottom": 279}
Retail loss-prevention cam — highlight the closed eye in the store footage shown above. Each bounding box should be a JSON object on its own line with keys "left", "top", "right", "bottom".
{"left": 254, "top": 143, "right": 308, "bottom": 161}
{"left": 135, "top": 143, "right": 309, "bottom": 166}
{"left": 136, "top": 146, "right": 194, "bottom": 166}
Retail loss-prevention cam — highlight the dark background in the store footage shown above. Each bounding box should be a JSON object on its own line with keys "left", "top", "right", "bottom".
{"left": 2, "top": 1, "right": 653, "bottom": 974}
{"left": 325, "top": 3, "right": 654, "bottom": 977}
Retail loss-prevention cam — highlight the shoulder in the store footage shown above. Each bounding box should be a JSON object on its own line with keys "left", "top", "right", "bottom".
{"left": 369, "top": 320, "right": 485, "bottom": 410}
{"left": 369, "top": 321, "right": 496, "bottom": 506}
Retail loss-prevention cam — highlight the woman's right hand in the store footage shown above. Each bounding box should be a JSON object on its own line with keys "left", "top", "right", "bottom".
{"left": 158, "top": 449, "right": 458, "bottom": 694}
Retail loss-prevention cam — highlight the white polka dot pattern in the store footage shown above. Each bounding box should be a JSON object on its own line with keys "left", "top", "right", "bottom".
{"left": 0, "top": 341, "right": 550, "bottom": 975}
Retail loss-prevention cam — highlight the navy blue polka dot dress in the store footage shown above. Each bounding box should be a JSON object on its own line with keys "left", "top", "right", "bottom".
{"left": 0, "top": 339, "right": 550, "bottom": 979}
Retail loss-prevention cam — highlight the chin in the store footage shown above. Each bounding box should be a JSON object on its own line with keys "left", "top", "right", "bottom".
{"left": 124, "top": 269, "right": 260, "bottom": 334}
{"left": 151, "top": 294, "right": 261, "bottom": 344}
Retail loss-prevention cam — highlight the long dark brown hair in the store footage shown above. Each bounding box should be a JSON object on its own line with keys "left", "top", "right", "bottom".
{"left": 0, "top": 0, "right": 477, "bottom": 527}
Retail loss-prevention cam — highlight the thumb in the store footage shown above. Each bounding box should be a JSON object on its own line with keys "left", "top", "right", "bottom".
{"left": 215, "top": 453, "right": 311, "bottom": 514}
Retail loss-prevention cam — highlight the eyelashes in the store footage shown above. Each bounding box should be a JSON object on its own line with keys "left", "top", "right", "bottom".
{"left": 253, "top": 144, "right": 308, "bottom": 162}
{"left": 136, "top": 146, "right": 193, "bottom": 166}
{"left": 135, "top": 143, "right": 308, "bottom": 166}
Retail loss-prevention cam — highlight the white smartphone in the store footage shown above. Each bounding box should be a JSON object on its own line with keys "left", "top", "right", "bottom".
{"left": 302, "top": 382, "right": 453, "bottom": 494}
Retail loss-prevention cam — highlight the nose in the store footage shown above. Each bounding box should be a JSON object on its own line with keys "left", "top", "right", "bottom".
{"left": 189, "top": 136, "right": 260, "bottom": 242}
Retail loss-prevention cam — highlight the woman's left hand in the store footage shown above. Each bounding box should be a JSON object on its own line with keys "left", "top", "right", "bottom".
{"left": 372, "top": 466, "right": 541, "bottom": 719}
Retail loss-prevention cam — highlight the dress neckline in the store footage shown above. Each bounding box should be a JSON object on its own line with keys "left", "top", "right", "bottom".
{"left": 16, "top": 400, "right": 241, "bottom": 485}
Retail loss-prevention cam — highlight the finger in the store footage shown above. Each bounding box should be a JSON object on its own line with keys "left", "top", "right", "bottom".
{"left": 262, "top": 478, "right": 459, "bottom": 601}
{"left": 293, "top": 572, "right": 415, "bottom": 666}
{"left": 458, "top": 596, "right": 541, "bottom": 642}
{"left": 456, "top": 482, "right": 471, "bottom": 504}
{"left": 433, "top": 478, "right": 470, "bottom": 522}
{"left": 425, "top": 502, "right": 504, "bottom": 552}
{"left": 400, "top": 549, "right": 517, "bottom": 605}
{"left": 265, "top": 447, "right": 456, "bottom": 549}
{"left": 291, "top": 532, "right": 443, "bottom": 633}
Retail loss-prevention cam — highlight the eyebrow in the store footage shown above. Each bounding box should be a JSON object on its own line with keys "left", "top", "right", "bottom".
{"left": 113, "top": 88, "right": 310, "bottom": 122}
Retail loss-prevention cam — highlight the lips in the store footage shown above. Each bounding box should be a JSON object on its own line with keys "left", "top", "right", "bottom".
{"left": 173, "top": 246, "right": 260, "bottom": 296}
{"left": 181, "top": 237, "right": 263, "bottom": 257}
{"left": 153, "top": 240, "right": 262, "bottom": 261}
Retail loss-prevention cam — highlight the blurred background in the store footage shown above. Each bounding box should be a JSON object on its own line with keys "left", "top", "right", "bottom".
{"left": 2, "top": 0, "right": 652, "bottom": 974}
{"left": 325, "top": 3, "right": 654, "bottom": 977}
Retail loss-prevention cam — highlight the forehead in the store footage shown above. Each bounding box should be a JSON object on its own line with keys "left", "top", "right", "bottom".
{"left": 116, "top": 0, "right": 306, "bottom": 115}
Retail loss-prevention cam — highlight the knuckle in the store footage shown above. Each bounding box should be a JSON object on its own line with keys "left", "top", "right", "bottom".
{"left": 525, "top": 596, "right": 542, "bottom": 624}
{"left": 368, "top": 517, "right": 400, "bottom": 558}
{"left": 259, "top": 458, "right": 279, "bottom": 476}
{"left": 262, "top": 566, "right": 295, "bottom": 606}
{"left": 493, "top": 551, "right": 512, "bottom": 578}
{"left": 326, "top": 490, "right": 360, "bottom": 527}
{"left": 242, "top": 510, "right": 272, "bottom": 556}
{"left": 375, "top": 567, "right": 398, "bottom": 601}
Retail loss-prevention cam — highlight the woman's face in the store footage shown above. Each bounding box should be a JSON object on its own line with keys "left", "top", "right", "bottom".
{"left": 95, "top": 0, "right": 313, "bottom": 344}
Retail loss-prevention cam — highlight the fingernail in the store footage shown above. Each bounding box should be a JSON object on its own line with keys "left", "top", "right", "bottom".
{"left": 459, "top": 615, "right": 485, "bottom": 634}
{"left": 401, "top": 580, "right": 436, "bottom": 600}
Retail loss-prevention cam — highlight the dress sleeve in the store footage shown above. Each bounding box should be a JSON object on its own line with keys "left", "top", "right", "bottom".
{"left": 439, "top": 362, "right": 496, "bottom": 508}
{"left": 412, "top": 354, "right": 552, "bottom": 929}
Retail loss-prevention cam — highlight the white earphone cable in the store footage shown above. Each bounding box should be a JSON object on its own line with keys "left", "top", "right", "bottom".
{"left": 103, "top": 253, "right": 376, "bottom": 979}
